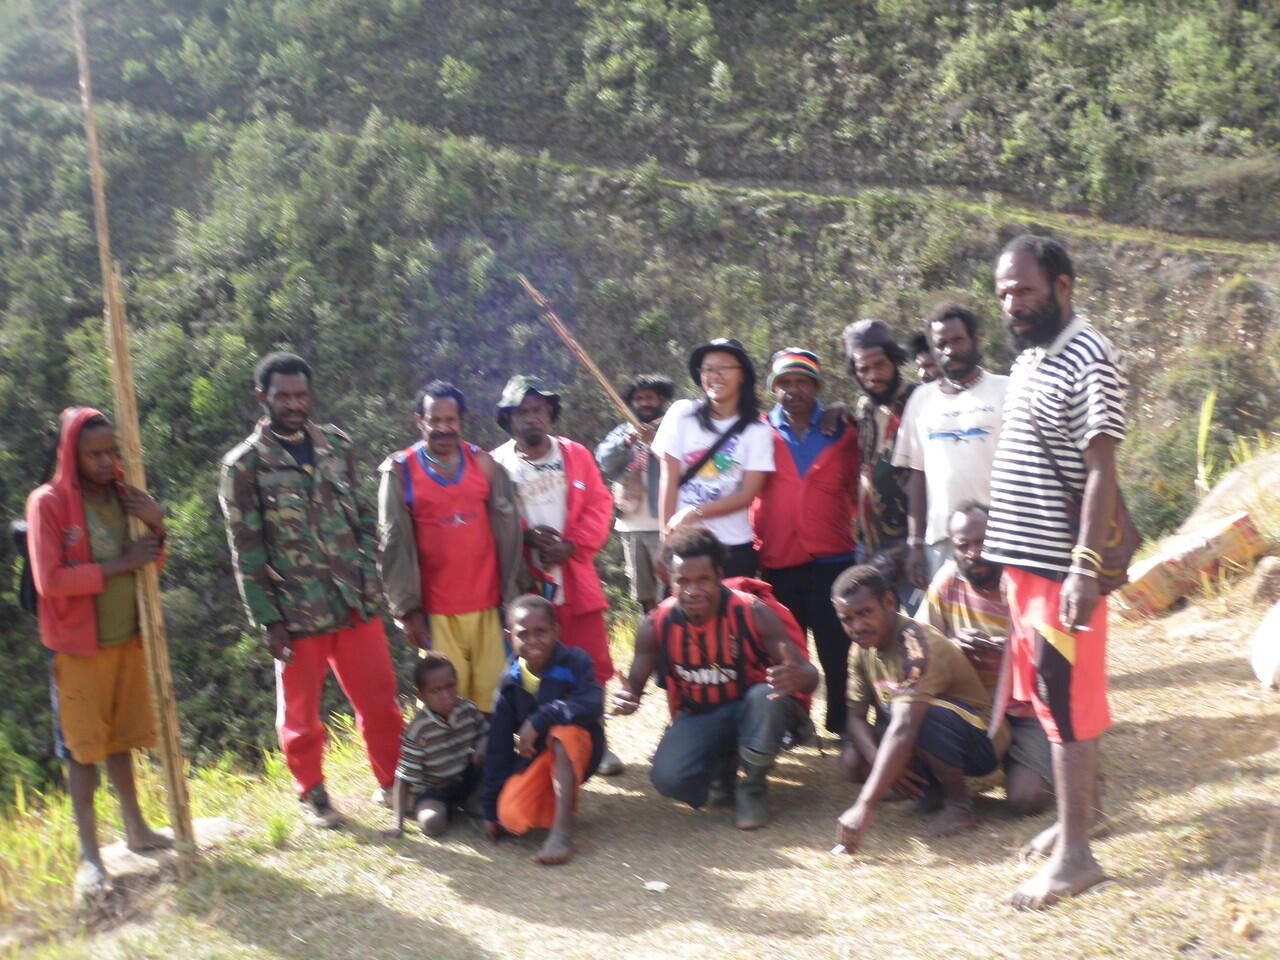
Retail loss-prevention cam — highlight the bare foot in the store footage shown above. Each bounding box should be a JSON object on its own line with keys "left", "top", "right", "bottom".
{"left": 532, "top": 830, "right": 575, "bottom": 865}
{"left": 1009, "top": 853, "right": 1107, "bottom": 910}
{"left": 74, "top": 860, "right": 111, "bottom": 904}
{"left": 927, "top": 803, "right": 977, "bottom": 837}
{"left": 1020, "top": 815, "right": 1111, "bottom": 862}
{"left": 127, "top": 826, "right": 174, "bottom": 853}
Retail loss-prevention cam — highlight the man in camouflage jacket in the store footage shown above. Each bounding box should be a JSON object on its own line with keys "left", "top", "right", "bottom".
{"left": 219, "top": 352, "right": 403, "bottom": 828}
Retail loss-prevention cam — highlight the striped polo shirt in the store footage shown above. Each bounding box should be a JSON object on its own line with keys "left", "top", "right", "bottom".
{"left": 983, "top": 317, "right": 1127, "bottom": 578}
{"left": 394, "top": 699, "right": 487, "bottom": 791}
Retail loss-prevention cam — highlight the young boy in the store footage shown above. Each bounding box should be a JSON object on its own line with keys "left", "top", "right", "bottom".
{"left": 383, "top": 652, "right": 487, "bottom": 837}
{"left": 481, "top": 594, "right": 604, "bottom": 865}
{"left": 25, "top": 408, "right": 171, "bottom": 900}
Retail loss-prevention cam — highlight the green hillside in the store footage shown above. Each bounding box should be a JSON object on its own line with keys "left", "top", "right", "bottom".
{"left": 1, "top": 0, "right": 1278, "bottom": 790}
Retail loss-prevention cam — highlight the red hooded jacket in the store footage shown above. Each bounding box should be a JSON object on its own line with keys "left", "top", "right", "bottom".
{"left": 25, "top": 407, "right": 163, "bottom": 656}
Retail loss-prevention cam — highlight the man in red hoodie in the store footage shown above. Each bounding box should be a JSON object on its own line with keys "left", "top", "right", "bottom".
{"left": 491, "top": 375, "right": 623, "bottom": 775}
{"left": 751, "top": 349, "right": 860, "bottom": 738}
{"left": 26, "top": 408, "right": 172, "bottom": 900}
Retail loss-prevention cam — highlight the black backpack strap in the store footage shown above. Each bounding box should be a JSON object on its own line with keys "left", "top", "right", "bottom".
{"left": 678, "top": 414, "right": 752, "bottom": 488}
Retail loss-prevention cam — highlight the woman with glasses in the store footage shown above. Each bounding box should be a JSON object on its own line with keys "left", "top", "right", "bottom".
{"left": 652, "top": 338, "right": 775, "bottom": 578}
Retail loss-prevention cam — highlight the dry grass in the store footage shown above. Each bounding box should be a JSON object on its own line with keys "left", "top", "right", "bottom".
{"left": 3, "top": 586, "right": 1278, "bottom": 960}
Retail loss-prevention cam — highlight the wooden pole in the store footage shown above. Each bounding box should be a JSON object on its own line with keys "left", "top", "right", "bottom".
{"left": 516, "top": 274, "right": 644, "bottom": 431}
{"left": 70, "top": 0, "right": 195, "bottom": 878}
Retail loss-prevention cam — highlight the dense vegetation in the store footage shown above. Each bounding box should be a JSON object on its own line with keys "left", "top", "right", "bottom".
{"left": 1, "top": 0, "right": 1277, "bottom": 795}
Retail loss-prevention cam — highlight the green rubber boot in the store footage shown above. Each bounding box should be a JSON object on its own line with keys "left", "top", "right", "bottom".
{"left": 734, "top": 748, "right": 775, "bottom": 830}
{"left": 706, "top": 751, "right": 738, "bottom": 808}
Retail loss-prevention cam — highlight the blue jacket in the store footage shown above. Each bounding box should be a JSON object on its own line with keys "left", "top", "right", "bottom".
{"left": 480, "top": 643, "right": 605, "bottom": 821}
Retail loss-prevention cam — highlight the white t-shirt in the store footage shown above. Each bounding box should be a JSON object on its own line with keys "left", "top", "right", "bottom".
{"left": 652, "top": 398, "right": 775, "bottom": 547}
{"left": 492, "top": 437, "right": 568, "bottom": 603}
{"left": 891, "top": 372, "right": 1009, "bottom": 545}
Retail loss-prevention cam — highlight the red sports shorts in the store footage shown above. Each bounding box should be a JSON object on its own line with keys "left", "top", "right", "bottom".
{"left": 1002, "top": 566, "right": 1110, "bottom": 744}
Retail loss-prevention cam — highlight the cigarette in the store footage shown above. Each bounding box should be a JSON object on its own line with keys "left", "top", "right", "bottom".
{"left": 1073, "top": 625, "right": 1093, "bottom": 632}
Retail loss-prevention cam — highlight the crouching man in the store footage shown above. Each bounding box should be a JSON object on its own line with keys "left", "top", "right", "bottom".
{"left": 832, "top": 565, "right": 1008, "bottom": 853}
{"left": 612, "top": 526, "right": 818, "bottom": 830}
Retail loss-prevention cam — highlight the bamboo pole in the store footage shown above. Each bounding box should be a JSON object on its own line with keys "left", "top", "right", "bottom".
{"left": 70, "top": 0, "right": 195, "bottom": 879}
{"left": 516, "top": 274, "right": 643, "bottom": 431}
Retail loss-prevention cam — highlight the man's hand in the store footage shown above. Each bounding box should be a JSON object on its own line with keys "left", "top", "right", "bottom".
{"left": 121, "top": 532, "right": 164, "bottom": 571}
{"left": 517, "top": 719, "right": 539, "bottom": 758}
{"left": 765, "top": 659, "right": 809, "bottom": 699}
{"left": 836, "top": 802, "right": 874, "bottom": 854}
{"left": 540, "top": 539, "right": 575, "bottom": 566}
{"left": 954, "top": 628, "right": 1004, "bottom": 655}
{"left": 611, "top": 677, "right": 641, "bottom": 716}
{"left": 626, "top": 424, "right": 657, "bottom": 447}
{"left": 264, "top": 622, "right": 293, "bottom": 662}
{"left": 120, "top": 485, "right": 165, "bottom": 530}
{"left": 402, "top": 610, "right": 431, "bottom": 650}
{"left": 905, "top": 545, "right": 928, "bottom": 590}
{"left": 483, "top": 820, "right": 504, "bottom": 843}
{"left": 891, "top": 766, "right": 928, "bottom": 800}
{"left": 818, "top": 402, "right": 852, "bottom": 437}
{"left": 1060, "top": 572, "right": 1100, "bottom": 632}
{"left": 524, "top": 525, "right": 559, "bottom": 553}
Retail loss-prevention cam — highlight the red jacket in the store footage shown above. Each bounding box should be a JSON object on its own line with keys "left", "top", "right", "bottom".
{"left": 499, "top": 436, "right": 613, "bottom": 615}
{"left": 751, "top": 419, "right": 859, "bottom": 570}
{"left": 25, "top": 407, "right": 164, "bottom": 657}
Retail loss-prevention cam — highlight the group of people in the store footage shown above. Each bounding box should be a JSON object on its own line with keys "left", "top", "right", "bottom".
{"left": 25, "top": 233, "right": 1125, "bottom": 909}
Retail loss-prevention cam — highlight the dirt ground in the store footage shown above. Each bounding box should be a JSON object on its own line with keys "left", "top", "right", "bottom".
{"left": 11, "top": 585, "right": 1280, "bottom": 960}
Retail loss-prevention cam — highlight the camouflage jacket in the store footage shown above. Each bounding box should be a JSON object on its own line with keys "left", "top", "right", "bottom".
{"left": 219, "top": 418, "right": 383, "bottom": 638}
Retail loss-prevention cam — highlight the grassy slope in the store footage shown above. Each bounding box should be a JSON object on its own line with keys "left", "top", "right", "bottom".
{"left": 3, "top": 583, "right": 1278, "bottom": 960}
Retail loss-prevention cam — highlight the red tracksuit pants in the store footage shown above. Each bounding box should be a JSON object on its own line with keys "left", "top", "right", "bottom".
{"left": 275, "top": 614, "right": 403, "bottom": 795}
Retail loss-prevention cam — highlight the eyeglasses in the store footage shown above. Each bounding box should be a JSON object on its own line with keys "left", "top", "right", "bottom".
{"left": 699, "top": 365, "right": 741, "bottom": 377}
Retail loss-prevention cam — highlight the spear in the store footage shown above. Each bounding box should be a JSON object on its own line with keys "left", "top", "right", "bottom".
{"left": 516, "top": 274, "right": 644, "bottom": 431}
{"left": 70, "top": 0, "right": 195, "bottom": 878}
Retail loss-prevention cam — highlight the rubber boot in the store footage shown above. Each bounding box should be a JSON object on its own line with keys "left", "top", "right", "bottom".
{"left": 734, "top": 747, "right": 775, "bottom": 830}
{"left": 706, "top": 751, "right": 738, "bottom": 808}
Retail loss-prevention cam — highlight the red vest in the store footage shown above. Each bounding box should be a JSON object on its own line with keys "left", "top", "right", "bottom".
{"left": 751, "top": 421, "right": 859, "bottom": 570}
{"left": 396, "top": 441, "right": 499, "bottom": 615}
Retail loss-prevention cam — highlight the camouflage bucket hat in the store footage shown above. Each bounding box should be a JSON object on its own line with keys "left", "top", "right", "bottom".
{"left": 495, "top": 374, "right": 562, "bottom": 430}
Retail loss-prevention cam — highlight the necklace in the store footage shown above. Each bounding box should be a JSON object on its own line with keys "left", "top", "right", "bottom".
{"left": 270, "top": 426, "right": 306, "bottom": 444}
{"left": 421, "top": 447, "right": 459, "bottom": 467}
{"left": 943, "top": 368, "right": 985, "bottom": 393}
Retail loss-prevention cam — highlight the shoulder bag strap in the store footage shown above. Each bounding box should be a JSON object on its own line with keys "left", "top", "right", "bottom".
{"left": 678, "top": 414, "right": 752, "bottom": 488}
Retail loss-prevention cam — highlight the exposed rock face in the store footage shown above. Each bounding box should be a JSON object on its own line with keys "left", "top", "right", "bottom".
{"left": 1180, "top": 451, "right": 1280, "bottom": 535}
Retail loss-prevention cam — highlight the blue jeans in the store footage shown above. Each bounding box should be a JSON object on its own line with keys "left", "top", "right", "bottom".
{"left": 650, "top": 683, "right": 801, "bottom": 808}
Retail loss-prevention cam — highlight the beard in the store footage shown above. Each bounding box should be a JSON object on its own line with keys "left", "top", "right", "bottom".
{"left": 1006, "top": 288, "right": 1065, "bottom": 351}
{"left": 960, "top": 557, "right": 1003, "bottom": 591}
{"left": 634, "top": 405, "right": 663, "bottom": 423}
{"left": 942, "top": 348, "right": 981, "bottom": 382}
{"left": 858, "top": 368, "right": 901, "bottom": 405}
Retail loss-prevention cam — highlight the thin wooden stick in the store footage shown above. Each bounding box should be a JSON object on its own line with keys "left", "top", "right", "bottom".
{"left": 516, "top": 274, "right": 643, "bottom": 431}
{"left": 70, "top": 0, "right": 195, "bottom": 879}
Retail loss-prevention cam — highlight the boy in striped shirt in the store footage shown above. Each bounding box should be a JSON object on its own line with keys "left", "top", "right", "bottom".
{"left": 383, "top": 652, "right": 487, "bottom": 837}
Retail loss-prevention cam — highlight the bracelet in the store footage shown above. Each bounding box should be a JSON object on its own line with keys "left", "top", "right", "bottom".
{"left": 1067, "top": 565, "right": 1099, "bottom": 579}
{"left": 907, "top": 538, "right": 925, "bottom": 548}
{"left": 1071, "top": 545, "right": 1103, "bottom": 568}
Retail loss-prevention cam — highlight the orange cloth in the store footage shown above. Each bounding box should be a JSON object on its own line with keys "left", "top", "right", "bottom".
{"left": 496, "top": 725, "right": 593, "bottom": 834}
{"left": 52, "top": 635, "right": 155, "bottom": 765}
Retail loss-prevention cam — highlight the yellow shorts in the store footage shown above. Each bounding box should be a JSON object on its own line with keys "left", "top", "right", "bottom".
{"left": 427, "top": 607, "right": 506, "bottom": 711}
{"left": 52, "top": 636, "right": 155, "bottom": 765}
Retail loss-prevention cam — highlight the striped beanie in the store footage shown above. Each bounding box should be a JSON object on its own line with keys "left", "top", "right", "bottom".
{"left": 768, "top": 348, "right": 821, "bottom": 389}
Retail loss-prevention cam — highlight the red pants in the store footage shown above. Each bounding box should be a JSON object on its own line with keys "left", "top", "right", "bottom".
{"left": 275, "top": 614, "right": 403, "bottom": 795}
{"left": 555, "top": 606, "right": 612, "bottom": 685}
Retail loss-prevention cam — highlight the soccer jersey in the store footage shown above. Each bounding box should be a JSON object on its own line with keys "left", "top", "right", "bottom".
{"left": 983, "top": 317, "right": 1127, "bottom": 578}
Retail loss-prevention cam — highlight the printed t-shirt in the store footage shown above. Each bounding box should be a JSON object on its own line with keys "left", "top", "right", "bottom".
{"left": 984, "top": 317, "right": 1127, "bottom": 578}
{"left": 847, "top": 614, "right": 1010, "bottom": 754}
{"left": 651, "top": 398, "right": 775, "bottom": 547}
{"left": 892, "top": 373, "right": 1009, "bottom": 545}
{"left": 493, "top": 437, "right": 568, "bottom": 603}
{"left": 395, "top": 698, "right": 487, "bottom": 791}
{"left": 83, "top": 496, "right": 137, "bottom": 646}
